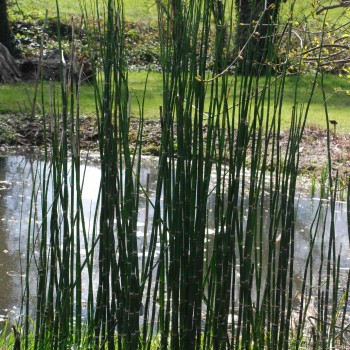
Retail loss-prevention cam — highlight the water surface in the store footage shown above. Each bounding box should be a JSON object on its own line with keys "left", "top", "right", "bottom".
{"left": 0, "top": 154, "right": 348, "bottom": 324}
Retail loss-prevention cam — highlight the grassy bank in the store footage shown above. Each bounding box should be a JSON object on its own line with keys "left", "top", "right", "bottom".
{"left": 1, "top": 72, "right": 349, "bottom": 132}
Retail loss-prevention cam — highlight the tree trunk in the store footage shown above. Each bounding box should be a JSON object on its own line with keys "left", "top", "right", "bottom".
{"left": 0, "top": 0, "right": 17, "bottom": 55}
{"left": 235, "top": 0, "right": 281, "bottom": 73}
{"left": 0, "top": 43, "right": 21, "bottom": 83}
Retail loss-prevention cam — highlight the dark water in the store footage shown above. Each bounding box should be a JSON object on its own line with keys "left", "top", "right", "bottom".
{"left": 0, "top": 155, "right": 348, "bottom": 324}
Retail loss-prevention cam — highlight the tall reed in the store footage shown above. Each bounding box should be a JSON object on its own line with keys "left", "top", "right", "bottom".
{"left": 21, "top": 2, "right": 92, "bottom": 348}
{"left": 18, "top": 0, "right": 350, "bottom": 349}
{"left": 152, "top": 0, "right": 350, "bottom": 348}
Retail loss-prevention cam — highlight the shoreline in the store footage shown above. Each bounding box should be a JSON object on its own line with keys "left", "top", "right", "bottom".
{"left": 0, "top": 113, "right": 349, "bottom": 179}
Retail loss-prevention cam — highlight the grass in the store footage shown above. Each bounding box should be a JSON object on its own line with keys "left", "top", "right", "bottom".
{"left": 1, "top": 72, "right": 349, "bottom": 132}
{"left": 12, "top": 0, "right": 350, "bottom": 24}
{"left": 12, "top": 0, "right": 155, "bottom": 22}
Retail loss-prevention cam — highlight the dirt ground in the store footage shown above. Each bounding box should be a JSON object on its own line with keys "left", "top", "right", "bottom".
{"left": 0, "top": 114, "right": 349, "bottom": 180}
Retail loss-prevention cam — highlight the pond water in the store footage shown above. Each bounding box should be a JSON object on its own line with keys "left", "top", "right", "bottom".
{"left": 0, "top": 154, "right": 349, "bottom": 324}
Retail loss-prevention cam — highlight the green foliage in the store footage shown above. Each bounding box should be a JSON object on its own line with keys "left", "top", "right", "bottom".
{"left": 0, "top": 123, "right": 16, "bottom": 143}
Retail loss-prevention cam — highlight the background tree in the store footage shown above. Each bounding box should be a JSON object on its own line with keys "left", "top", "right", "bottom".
{"left": 0, "top": 0, "right": 17, "bottom": 55}
{"left": 235, "top": 0, "right": 282, "bottom": 72}
{"left": 0, "top": 0, "right": 21, "bottom": 83}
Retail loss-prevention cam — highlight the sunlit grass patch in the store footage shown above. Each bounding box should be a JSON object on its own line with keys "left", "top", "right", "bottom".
{"left": 12, "top": 0, "right": 347, "bottom": 24}
{"left": 12, "top": 0, "right": 156, "bottom": 22}
{"left": 1, "top": 73, "right": 349, "bottom": 132}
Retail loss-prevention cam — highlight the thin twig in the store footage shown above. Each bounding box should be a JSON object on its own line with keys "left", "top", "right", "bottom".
{"left": 316, "top": 1, "right": 350, "bottom": 15}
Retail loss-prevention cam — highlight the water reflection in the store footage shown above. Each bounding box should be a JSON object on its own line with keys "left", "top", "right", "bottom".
{"left": 0, "top": 155, "right": 348, "bottom": 324}
{"left": 0, "top": 156, "right": 35, "bottom": 321}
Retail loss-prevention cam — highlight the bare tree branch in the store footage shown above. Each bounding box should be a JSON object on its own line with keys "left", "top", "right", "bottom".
{"left": 316, "top": 1, "right": 350, "bottom": 15}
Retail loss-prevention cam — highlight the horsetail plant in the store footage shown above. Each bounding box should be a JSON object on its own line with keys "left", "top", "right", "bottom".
{"left": 17, "top": 0, "right": 350, "bottom": 349}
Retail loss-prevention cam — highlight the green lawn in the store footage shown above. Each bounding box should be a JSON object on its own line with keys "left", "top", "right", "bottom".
{"left": 1, "top": 72, "right": 348, "bottom": 132}
{"left": 13, "top": 0, "right": 156, "bottom": 22}
{"left": 12, "top": 0, "right": 348, "bottom": 24}
{"left": 281, "top": 74, "right": 350, "bottom": 131}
